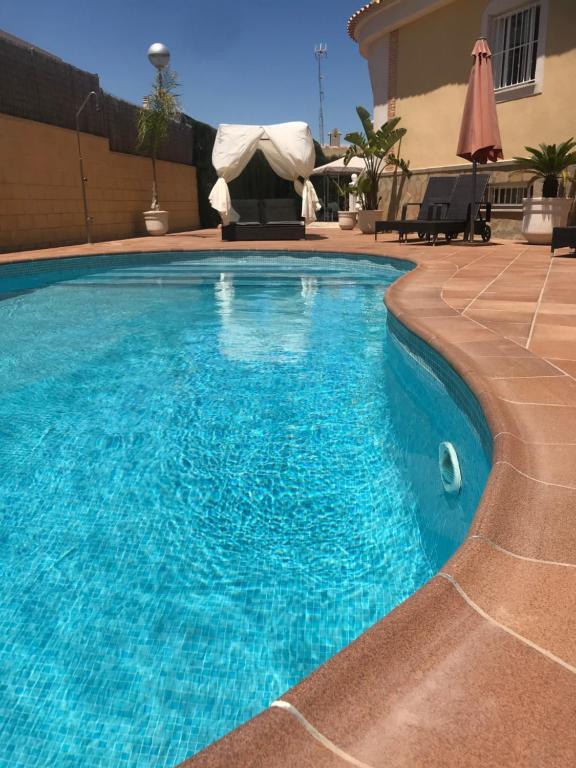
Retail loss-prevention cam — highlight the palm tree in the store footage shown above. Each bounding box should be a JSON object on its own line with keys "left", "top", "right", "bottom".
{"left": 137, "top": 68, "right": 181, "bottom": 210}
{"left": 512, "top": 139, "right": 576, "bottom": 198}
{"left": 344, "top": 107, "right": 411, "bottom": 210}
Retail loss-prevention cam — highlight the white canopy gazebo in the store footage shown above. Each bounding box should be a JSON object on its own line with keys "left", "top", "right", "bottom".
{"left": 208, "top": 122, "right": 322, "bottom": 225}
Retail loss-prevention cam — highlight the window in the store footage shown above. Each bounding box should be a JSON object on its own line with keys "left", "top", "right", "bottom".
{"left": 491, "top": 4, "right": 541, "bottom": 89}
{"left": 486, "top": 184, "right": 533, "bottom": 207}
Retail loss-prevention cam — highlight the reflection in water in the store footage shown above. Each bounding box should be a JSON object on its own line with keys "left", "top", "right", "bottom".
{"left": 300, "top": 276, "right": 318, "bottom": 303}
{"left": 214, "top": 273, "right": 316, "bottom": 363}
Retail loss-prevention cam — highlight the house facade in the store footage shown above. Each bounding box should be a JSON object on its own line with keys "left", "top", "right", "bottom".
{"left": 348, "top": 0, "right": 576, "bottom": 236}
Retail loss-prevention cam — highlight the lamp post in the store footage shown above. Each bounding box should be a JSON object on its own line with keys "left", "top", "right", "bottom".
{"left": 147, "top": 42, "right": 170, "bottom": 88}
{"left": 75, "top": 90, "right": 98, "bottom": 244}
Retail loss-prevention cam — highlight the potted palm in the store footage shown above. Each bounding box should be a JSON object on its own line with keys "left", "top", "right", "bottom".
{"left": 344, "top": 107, "right": 411, "bottom": 234}
{"left": 513, "top": 139, "right": 576, "bottom": 245}
{"left": 332, "top": 178, "right": 358, "bottom": 230}
{"left": 136, "top": 67, "right": 180, "bottom": 235}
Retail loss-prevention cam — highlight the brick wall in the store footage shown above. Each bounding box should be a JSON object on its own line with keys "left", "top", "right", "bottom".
{"left": 0, "top": 113, "right": 199, "bottom": 252}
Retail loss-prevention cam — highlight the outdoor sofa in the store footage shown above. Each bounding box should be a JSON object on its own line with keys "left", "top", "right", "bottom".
{"left": 375, "top": 173, "right": 492, "bottom": 244}
{"left": 221, "top": 198, "right": 305, "bottom": 241}
{"left": 551, "top": 227, "right": 576, "bottom": 254}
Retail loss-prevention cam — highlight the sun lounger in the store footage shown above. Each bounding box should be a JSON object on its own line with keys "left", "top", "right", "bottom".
{"left": 376, "top": 174, "right": 492, "bottom": 244}
{"left": 374, "top": 176, "right": 457, "bottom": 241}
{"left": 401, "top": 174, "right": 492, "bottom": 243}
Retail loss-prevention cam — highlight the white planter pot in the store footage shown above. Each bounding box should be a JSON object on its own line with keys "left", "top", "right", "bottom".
{"left": 356, "top": 209, "right": 385, "bottom": 235}
{"left": 338, "top": 211, "right": 357, "bottom": 230}
{"left": 521, "top": 197, "right": 572, "bottom": 245}
{"left": 143, "top": 210, "right": 169, "bottom": 236}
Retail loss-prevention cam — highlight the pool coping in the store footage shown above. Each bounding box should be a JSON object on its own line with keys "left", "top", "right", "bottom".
{"left": 2, "top": 230, "right": 575, "bottom": 766}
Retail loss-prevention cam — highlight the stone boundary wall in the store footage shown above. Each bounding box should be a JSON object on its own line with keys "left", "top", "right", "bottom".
{"left": 0, "top": 113, "right": 199, "bottom": 252}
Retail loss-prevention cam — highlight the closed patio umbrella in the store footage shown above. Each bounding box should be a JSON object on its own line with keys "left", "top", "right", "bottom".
{"left": 457, "top": 38, "right": 503, "bottom": 241}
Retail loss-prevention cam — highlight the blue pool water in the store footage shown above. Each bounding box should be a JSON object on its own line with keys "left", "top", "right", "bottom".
{"left": 0, "top": 251, "right": 490, "bottom": 767}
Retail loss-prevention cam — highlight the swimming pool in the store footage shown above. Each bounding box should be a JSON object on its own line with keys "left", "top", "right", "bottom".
{"left": 0, "top": 251, "right": 490, "bottom": 767}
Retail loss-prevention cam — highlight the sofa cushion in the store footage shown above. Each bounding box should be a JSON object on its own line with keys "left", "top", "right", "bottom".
{"left": 263, "top": 198, "right": 301, "bottom": 224}
{"left": 232, "top": 199, "right": 262, "bottom": 224}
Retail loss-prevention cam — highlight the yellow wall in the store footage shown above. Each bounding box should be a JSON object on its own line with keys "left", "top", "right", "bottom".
{"left": 0, "top": 113, "right": 200, "bottom": 252}
{"left": 394, "top": 0, "right": 576, "bottom": 169}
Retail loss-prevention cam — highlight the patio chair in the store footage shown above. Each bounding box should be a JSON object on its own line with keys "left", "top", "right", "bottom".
{"left": 551, "top": 227, "right": 576, "bottom": 255}
{"left": 399, "top": 173, "right": 492, "bottom": 244}
{"left": 374, "top": 176, "right": 457, "bottom": 241}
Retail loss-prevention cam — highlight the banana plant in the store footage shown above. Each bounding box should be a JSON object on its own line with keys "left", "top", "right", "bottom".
{"left": 344, "top": 106, "right": 411, "bottom": 210}
{"left": 512, "top": 139, "right": 576, "bottom": 198}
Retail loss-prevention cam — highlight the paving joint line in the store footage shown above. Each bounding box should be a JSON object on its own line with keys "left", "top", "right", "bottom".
{"left": 460, "top": 249, "right": 528, "bottom": 314}
{"left": 494, "top": 460, "right": 576, "bottom": 491}
{"left": 270, "top": 700, "right": 375, "bottom": 768}
{"left": 438, "top": 573, "right": 576, "bottom": 675}
{"left": 468, "top": 534, "right": 576, "bottom": 568}
{"left": 526, "top": 256, "right": 554, "bottom": 350}
{"left": 493, "top": 430, "right": 576, "bottom": 445}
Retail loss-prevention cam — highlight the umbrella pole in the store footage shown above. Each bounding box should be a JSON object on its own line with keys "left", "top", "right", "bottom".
{"left": 468, "top": 159, "right": 477, "bottom": 242}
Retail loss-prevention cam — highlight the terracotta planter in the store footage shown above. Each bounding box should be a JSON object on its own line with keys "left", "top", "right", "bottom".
{"left": 356, "top": 209, "right": 385, "bottom": 235}
{"left": 521, "top": 197, "right": 572, "bottom": 245}
{"left": 143, "top": 210, "right": 169, "bottom": 236}
{"left": 338, "top": 211, "right": 357, "bottom": 230}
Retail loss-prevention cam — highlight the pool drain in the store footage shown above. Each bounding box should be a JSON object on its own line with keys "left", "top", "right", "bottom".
{"left": 439, "top": 442, "right": 462, "bottom": 495}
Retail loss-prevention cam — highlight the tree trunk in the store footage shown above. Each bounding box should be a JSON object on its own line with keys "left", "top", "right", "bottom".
{"left": 542, "top": 174, "right": 559, "bottom": 198}
{"left": 151, "top": 153, "right": 159, "bottom": 210}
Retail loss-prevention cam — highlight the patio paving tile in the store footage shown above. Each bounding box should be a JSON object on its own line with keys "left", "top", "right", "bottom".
{"left": 550, "top": 359, "right": 576, "bottom": 378}
{"left": 444, "top": 537, "right": 576, "bottom": 667}
{"left": 494, "top": 432, "right": 576, "bottom": 487}
{"left": 471, "top": 462, "right": 576, "bottom": 562}
{"left": 489, "top": 375, "right": 576, "bottom": 405}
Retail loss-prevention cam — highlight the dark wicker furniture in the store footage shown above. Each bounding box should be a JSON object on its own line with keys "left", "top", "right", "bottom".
{"left": 551, "top": 227, "right": 576, "bottom": 254}
{"left": 221, "top": 198, "right": 305, "bottom": 241}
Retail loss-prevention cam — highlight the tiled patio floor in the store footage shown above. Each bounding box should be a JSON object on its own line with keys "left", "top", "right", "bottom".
{"left": 3, "top": 228, "right": 576, "bottom": 767}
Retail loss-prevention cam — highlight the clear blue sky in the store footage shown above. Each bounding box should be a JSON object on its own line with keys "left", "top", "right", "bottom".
{"left": 2, "top": 0, "right": 372, "bottom": 142}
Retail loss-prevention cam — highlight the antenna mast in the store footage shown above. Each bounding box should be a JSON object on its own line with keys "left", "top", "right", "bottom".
{"left": 314, "top": 43, "right": 327, "bottom": 145}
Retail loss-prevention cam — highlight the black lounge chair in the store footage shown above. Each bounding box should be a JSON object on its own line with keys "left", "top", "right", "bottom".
{"left": 552, "top": 227, "right": 576, "bottom": 254}
{"left": 382, "top": 173, "right": 492, "bottom": 243}
{"left": 399, "top": 173, "right": 492, "bottom": 244}
{"left": 221, "top": 198, "right": 305, "bottom": 241}
{"left": 374, "top": 176, "right": 457, "bottom": 241}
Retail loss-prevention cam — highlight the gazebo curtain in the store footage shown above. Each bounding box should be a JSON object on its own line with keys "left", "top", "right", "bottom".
{"left": 209, "top": 122, "right": 322, "bottom": 225}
